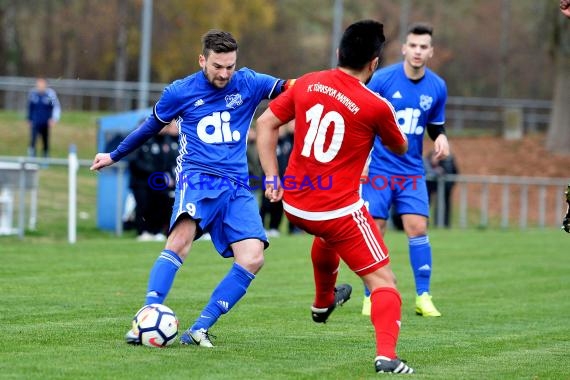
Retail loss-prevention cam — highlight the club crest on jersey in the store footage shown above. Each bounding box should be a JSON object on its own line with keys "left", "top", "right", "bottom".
{"left": 225, "top": 93, "right": 243, "bottom": 109}
{"left": 419, "top": 95, "right": 433, "bottom": 111}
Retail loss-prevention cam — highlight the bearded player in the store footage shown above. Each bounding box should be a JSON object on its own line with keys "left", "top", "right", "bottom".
{"left": 91, "top": 30, "right": 294, "bottom": 348}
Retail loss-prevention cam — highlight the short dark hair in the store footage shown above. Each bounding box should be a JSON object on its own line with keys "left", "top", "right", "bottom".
{"left": 201, "top": 29, "right": 238, "bottom": 57}
{"left": 407, "top": 22, "right": 433, "bottom": 37}
{"left": 337, "top": 20, "right": 385, "bottom": 70}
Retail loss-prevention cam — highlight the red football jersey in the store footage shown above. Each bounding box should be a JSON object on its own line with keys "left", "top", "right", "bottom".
{"left": 269, "top": 68, "right": 406, "bottom": 220}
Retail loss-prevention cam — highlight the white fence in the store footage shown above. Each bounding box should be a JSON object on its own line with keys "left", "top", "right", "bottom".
{"left": 0, "top": 153, "right": 95, "bottom": 241}
{"left": 430, "top": 174, "right": 568, "bottom": 229}
{"left": 0, "top": 161, "right": 39, "bottom": 235}
{"left": 0, "top": 154, "right": 567, "bottom": 243}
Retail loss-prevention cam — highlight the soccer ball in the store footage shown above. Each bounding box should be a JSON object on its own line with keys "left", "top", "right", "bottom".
{"left": 132, "top": 304, "right": 179, "bottom": 347}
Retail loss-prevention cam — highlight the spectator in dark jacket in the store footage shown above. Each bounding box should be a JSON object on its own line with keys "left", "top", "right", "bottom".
{"left": 256, "top": 121, "right": 298, "bottom": 237}
{"left": 129, "top": 122, "right": 179, "bottom": 241}
{"left": 27, "top": 78, "right": 61, "bottom": 158}
{"left": 425, "top": 150, "right": 459, "bottom": 228}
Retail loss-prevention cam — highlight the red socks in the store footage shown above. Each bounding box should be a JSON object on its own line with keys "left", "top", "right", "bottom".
{"left": 311, "top": 238, "right": 340, "bottom": 308}
{"left": 370, "top": 286, "right": 402, "bottom": 359}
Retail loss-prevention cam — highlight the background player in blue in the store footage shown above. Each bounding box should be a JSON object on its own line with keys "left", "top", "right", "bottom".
{"left": 361, "top": 23, "right": 450, "bottom": 317}
{"left": 90, "top": 30, "right": 293, "bottom": 347}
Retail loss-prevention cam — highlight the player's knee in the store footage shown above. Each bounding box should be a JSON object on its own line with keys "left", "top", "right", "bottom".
{"left": 254, "top": 258, "right": 265, "bottom": 273}
{"left": 233, "top": 239, "right": 266, "bottom": 273}
{"left": 385, "top": 271, "right": 397, "bottom": 288}
{"left": 237, "top": 252, "right": 264, "bottom": 274}
{"left": 249, "top": 251, "right": 265, "bottom": 273}
{"left": 404, "top": 220, "right": 428, "bottom": 236}
{"left": 364, "top": 266, "right": 397, "bottom": 290}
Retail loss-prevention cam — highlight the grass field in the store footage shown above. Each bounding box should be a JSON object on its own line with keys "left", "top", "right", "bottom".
{"left": 1, "top": 229, "right": 569, "bottom": 379}
{"left": 1, "top": 111, "right": 570, "bottom": 378}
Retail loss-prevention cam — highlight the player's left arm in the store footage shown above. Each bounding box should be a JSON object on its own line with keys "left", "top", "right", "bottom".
{"left": 251, "top": 69, "right": 296, "bottom": 100}
{"left": 269, "top": 79, "right": 295, "bottom": 99}
{"left": 428, "top": 79, "right": 450, "bottom": 160}
{"left": 427, "top": 123, "right": 450, "bottom": 160}
{"left": 268, "top": 79, "right": 296, "bottom": 99}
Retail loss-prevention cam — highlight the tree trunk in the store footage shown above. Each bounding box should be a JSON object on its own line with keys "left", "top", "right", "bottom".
{"left": 1, "top": 1, "right": 20, "bottom": 110}
{"left": 2, "top": 1, "right": 18, "bottom": 76}
{"left": 546, "top": 13, "right": 570, "bottom": 154}
{"left": 43, "top": 0, "right": 53, "bottom": 68}
{"left": 114, "top": 0, "right": 129, "bottom": 111}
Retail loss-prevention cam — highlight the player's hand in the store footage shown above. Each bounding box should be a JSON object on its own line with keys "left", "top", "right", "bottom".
{"left": 90, "top": 153, "right": 115, "bottom": 171}
{"left": 264, "top": 175, "right": 284, "bottom": 202}
{"left": 433, "top": 134, "right": 450, "bottom": 161}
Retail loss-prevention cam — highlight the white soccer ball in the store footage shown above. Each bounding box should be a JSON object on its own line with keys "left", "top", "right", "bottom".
{"left": 132, "top": 304, "right": 179, "bottom": 347}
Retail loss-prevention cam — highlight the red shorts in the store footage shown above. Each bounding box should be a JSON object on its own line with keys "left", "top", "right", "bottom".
{"left": 285, "top": 205, "right": 390, "bottom": 276}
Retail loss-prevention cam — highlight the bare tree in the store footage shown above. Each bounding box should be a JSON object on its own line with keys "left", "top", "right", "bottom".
{"left": 114, "top": 0, "right": 129, "bottom": 110}
{"left": 1, "top": 0, "right": 19, "bottom": 76}
{"left": 546, "top": 9, "right": 570, "bottom": 154}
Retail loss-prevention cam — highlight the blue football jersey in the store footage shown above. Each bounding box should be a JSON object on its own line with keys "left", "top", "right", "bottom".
{"left": 367, "top": 63, "right": 447, "bottom": 175}
{"left": 152, "top": 68, "right": 281, "bottom": 186}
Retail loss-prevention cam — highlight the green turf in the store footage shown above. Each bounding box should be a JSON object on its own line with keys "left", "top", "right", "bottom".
{"left": 1, "top": 111, "right": 569, "bottom": 378}
{"left": 1, "top": 229, "right": 569, "bottom": 379}
{"left": 0, "top": 110, "right": 106, "bottom": 159}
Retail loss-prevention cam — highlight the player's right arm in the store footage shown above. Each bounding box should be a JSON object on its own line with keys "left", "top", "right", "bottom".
{"left": 90, "top": 85, "right": 181, "bottom": 171}
{"left": 90, "top": 153, "right": 115, "bottom": 171}
{"left": 89, "top": 115, "right": 165, "bottom": 171}
{"left": 256, "top": 107, "right": 287, "bottom": 202}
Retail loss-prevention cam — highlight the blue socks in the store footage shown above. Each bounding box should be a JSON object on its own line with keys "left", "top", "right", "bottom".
{"left": 363, "top": 235, "right": 432, "bottom": 297}
{"left": 191, "top": 263, "right": 255, "bottom": 331}
{"left": 408, "top": 235, "right": 432, "bottom": 295}
{"left": 144, "top": 251, "right": 256, "bottom": 332}
{"left": 145, "top": 250, "right": 183, "bottom": 305}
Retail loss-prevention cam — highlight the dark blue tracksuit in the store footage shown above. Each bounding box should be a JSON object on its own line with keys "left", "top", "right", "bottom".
{"left": 27, "top": 87, "right": 60, "bottom": 157}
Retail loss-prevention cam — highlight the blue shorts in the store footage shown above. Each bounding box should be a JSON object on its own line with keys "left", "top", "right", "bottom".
{"left": 169, "top": 173, "right": 268, "bottom": 258}
{"left": 361, "top": 172, "right": 429, "bottom": 219}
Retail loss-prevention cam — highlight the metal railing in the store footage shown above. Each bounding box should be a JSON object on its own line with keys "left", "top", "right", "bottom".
{"left": 0, "top": 152, "right": 122, "bottom": 240}
{"left": 445, "top": 97, "right": 551, "bottom": 134}
{"left": 0, "top": 76, "right": 553, "bottom": 133}
{"left": 1, "top": 153, "right": 567, "bottom": 243}
{"left": 430, "top": 174, "right": 568, "bottom": 229}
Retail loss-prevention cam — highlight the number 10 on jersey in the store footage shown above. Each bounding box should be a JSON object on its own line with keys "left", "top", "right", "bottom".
{"left": 301, "top": 103, "right": 345, "bottom": 163}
